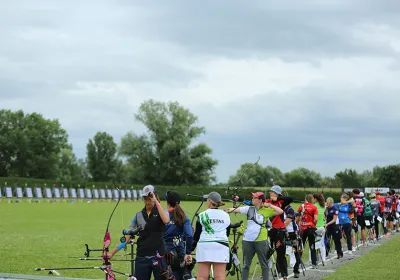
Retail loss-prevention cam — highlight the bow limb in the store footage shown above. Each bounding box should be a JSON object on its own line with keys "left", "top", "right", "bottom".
{"left": 102, "top": 189, "right": 122, "bottom": 280}
{"left": 191, "top": 195, "right": 206, "bottom": 227}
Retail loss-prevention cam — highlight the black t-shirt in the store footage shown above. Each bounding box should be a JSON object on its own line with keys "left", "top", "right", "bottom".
{"left": 135, "top": 207, "right": 166, "bottom": 257}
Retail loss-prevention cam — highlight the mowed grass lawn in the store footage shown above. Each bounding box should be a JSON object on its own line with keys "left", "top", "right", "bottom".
{"left": 324, "top": 233, "right": 400, "bottom": 280}
{"left": 0, "top": 200, "right": 304, "bottom": 279}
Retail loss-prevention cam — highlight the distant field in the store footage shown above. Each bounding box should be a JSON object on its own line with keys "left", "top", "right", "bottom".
{"left": 241, "top": 186, "right": 343, "bottom": 193}
{"left": 0, "top": 200, "right": 307, "bottom": 279}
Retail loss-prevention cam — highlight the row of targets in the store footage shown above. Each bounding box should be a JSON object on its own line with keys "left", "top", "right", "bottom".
{"left": 0, "top": 186, "right": 145, "bottom": 203}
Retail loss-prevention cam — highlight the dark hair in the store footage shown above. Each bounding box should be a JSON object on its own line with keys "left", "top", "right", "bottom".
{"left": 172, "top": 204, "right": 186, "bottom": 227}
{"left": 352, "top": 188, "right": 360, "bottom": 195}
{"left": 313, "top": 193, "right": 325, "bottom": 208}
{"left": 305, "top": 194, "right": 314, "bottom": 203}
{"left": 259, "top": 194, "right": 266, "bottom": 203}
{"left": 347, "top": 191, "right": 354, "bottom": 198}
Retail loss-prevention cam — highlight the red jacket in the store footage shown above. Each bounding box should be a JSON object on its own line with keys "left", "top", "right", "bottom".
{"left": 377, "top": 196, "right": 385, "bottom": 213}
{"left": 297, "top": 202, "right": 318, "bottom": 231}
{"left": 265, "top": 198, "right": 288, "bottom": 229}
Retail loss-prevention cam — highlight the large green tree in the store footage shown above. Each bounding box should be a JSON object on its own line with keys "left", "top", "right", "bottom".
{"left": 228, "top": 163, "right": 284, "bottom": 187}
{"left": 55, "top": 144, "right": 85, "bottom": 182}
{"left": 284, "top": 167, "right": 322, "bottom": 188}
{"left": 334, "top": 168, "right": 361, "bottom": 189}
{"left": 86, "top": 132, "right": 119, "bottom": 182}
{"left": 376, "top": 164, "right": 400, "bottom": 188}
{"left": 0, "top": 109, "right": 68, "bottom": 178}
{"left": 119, "top": 99, "right": 218, "bottom": 185}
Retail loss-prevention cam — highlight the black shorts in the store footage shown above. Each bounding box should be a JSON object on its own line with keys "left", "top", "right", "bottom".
{"left": 357, "top": 215, "right": 366, "bottom": 230}
{"left": 364, "top": 216, "right": 373, "bottom": 229}
{"left": 385, "top": 211, "right": 395, "bottom": 222}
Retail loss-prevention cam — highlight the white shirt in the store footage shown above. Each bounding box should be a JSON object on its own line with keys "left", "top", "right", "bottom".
{"left": 284, "top": 212, "right": 295, "bottom": 233}
{"left": 239, "top": 206, "right": 274, "bottom": 241}
{"left": 198, "top": 208, "right": 230, "bottom": 243}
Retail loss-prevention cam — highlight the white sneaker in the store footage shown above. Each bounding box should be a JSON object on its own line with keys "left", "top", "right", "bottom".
{"left": 352, "top": 247, "right": 356, "bottom": 252}
{"left": 348, "top": 251, "right": 353, "bottom": 255}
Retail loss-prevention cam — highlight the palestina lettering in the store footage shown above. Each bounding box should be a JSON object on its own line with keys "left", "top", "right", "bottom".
{"left": 209, "top": 219, "right": 225, "bottom": 223}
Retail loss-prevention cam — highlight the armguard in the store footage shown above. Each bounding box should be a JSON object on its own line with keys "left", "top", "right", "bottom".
{"left": 117, "top": 242, "right": 126, "bottom": 252}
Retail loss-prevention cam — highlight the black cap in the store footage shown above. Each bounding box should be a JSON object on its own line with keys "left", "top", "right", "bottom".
{"left": 166, "top": 191, "right": 181, "bottom": 207}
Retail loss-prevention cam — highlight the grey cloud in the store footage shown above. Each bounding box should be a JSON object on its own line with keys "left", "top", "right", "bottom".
{"left": 192, "top": 86, "right": 400, "bottom": 181}
{"left": 116, "top": 1, "right": 400, "bottom": 59}
{"left": 1, "top": 1, "right": 400, "bottom": 182}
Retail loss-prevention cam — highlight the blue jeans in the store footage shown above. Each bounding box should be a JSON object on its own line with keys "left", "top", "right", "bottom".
{"left": 135, "top": 256, "right": 162, "bottom": 280}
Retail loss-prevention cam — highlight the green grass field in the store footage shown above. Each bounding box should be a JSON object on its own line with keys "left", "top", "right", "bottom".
{"left": 323, "top": 233, "right": 400, "bottom": 280}
{"left": 1, "top": 200, "right": 301, "bottom": 279}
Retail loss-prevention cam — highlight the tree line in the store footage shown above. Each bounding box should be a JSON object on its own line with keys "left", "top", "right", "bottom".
{"left": 1, "top": 100, "right": 400, "bottom": 188}
{"left": 228, "top": 163, "right": 400, "bottom": 189}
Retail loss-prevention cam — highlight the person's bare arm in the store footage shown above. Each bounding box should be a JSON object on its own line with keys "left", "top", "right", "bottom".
{"left": 224, "top": 207, "right": 242, "bottom": 214}
{"left": 150, "top": 192, "right": 170, "bottom": 224}
{"left": 325, "top": 215, "right": 337, "bottom": 226}
{"left": 284, "top": 217, "right": 292, "bottom": 227}
{"left": 108, "top": 235, "right": 132, "bottom": 258}
{"left": 266, "top": 203, "right": 283, "bottom": 215}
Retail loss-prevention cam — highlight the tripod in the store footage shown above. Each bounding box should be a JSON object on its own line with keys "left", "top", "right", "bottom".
{"left": 35, "top": 234, "right": 138, "bottom": 280}
{"left": 226, "top": 223, "right": 243, "bottom": 280}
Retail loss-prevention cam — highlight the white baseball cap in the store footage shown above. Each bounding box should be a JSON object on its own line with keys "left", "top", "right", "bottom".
{"left": 141, "top": 185, "right": 157, "bottom": 197}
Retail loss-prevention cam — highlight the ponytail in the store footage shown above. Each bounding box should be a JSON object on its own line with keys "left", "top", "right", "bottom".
{"left": 313, "top": 193, "right": 325, "bottom": 208}
{"left": 173, "top": 204, "right": 186, "bottom": 227}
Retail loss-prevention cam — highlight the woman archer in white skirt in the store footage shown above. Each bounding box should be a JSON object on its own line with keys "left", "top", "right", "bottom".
{"left": 192, "top": 191, "right": 231, "bottom": 280}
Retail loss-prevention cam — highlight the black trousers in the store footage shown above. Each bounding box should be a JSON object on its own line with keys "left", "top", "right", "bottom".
{"left": 341, "top": 223, "right": 352, "bottom": 251}
{"left": 288, "top": 232, "right": 302, "bottom": 274}
{"left": 299, "top": 228, "right": 317, "bottom": 265}
{"left": 373, "top": 216, "right": 379, "bottom": 239}
{"left": 325, "top": 225, "right": 343, "bottom": 256}
{"left": 269, "top": 228, "right": 288, "bottom": 277}
{"left": 135, "top": 256, "right": 161, "bottom": 280}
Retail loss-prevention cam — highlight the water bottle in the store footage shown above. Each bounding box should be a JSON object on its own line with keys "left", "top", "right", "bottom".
{"left": 232, "top": 254, "right": 240, "bottom": 266}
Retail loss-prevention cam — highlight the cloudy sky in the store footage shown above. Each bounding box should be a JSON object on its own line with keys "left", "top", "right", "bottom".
{"left": 1, "top": 0, "right": 400, "bottom": 183}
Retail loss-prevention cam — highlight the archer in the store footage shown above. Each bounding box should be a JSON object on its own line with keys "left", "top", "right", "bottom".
{"left": 108, "top": 185, "right": 172, "bottom": 280}
{"left": 224, "top": 192, "right": 283, "bottom": 280}
{"left": 264, "top": 185, "right": 293, "bottom": 280}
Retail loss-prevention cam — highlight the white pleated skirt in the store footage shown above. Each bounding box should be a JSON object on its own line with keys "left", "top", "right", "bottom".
{"left": 196, "top": 241, "right": 230, "bottom": 263}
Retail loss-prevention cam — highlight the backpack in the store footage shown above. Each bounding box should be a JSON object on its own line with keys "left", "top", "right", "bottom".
{"left": 362, "top": 198, "right": 373, "bottom": 217}
{"left": 354, "top": 196, "right": 364, "bottom": 216}
{"left": 384, "top": 196, "right": 394, "bottom": 213}
{"left": 370, "top": 200, "right": 380, "bottom": 215}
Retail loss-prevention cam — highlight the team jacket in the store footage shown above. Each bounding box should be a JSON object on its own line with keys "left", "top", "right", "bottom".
{"left": 265, "top": 196, "right": 293, "bottom": 229}
{"left": 163, "top": 211, "right": 193, "bottom": 255}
